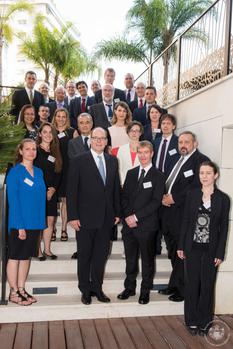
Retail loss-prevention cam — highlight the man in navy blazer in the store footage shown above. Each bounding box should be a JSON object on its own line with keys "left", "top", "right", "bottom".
{"left": 118, "top": 141, "right": 165, "bottom": 304}
{"left": 94, "top": 68, "right": 126, "bottom": 103}
{"left": 129, "top": 81, "right": 146, "bottom": 113}
{"left": 67, "top": 127, "right": 121, "bottom": 305}
{"left": 69, "top": 81, "right": 95, "bottom": 128}
{"left": 10, "top": 71, "right": 44, "bottom": 122}
{"left": 159, "top": 131, "right": 209, "bottom": 302}
{"left": 47, "top": 86, "right": 69, "bottom": 120}
{"left": 64, "top": 80, "right": 77, "bottom": 109}
{"left": 153, "top": 114, "right": 179, "bottom": 179}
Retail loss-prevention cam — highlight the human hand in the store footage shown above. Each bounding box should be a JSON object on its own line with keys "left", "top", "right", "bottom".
{"left": 177, "top": 250, "right": 185, "bottom": 259}
{"left": 47, "top": 187, "right": 56, "bottom": 201}
{"left": 69, "top": 220, "right": 81, "bottom": 231}
{"left": 214, "top": 258, "right": 222, "bottom": 267}
{"left": 18, "top": 229, "right": 26, "bottom": 240}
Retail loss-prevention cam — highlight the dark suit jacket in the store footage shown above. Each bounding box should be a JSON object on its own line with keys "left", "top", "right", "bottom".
{"left": 129, "top": 99, "right": 139, "bottom": 113}
{"left": 67, "top": 151, "right": 121, "bottom": 229}
{"left": 94, "top": 88, "right": 126, "bottom": 104}
{"left": 121, "top": 166, "right": 165, "bottom": 233}
{"left": 178, "top": 188, "right": 230, "bottom": 260}
{"left": 47, "top": 100, "right": 69, "bottom": 121}
{"left": 89, "top": 102, "right": 111, "bottom": 129}
{"left": 10, "top": 88, "right": 44, "bottom": 122}
{"left": 68, "top": 135, "right": 88, "bottom": 159}
{"left": 69, "top": 96, "right": 95, "bottom": 128}
{"left": 133, "top": 104, "right": 168, "bottom": 126}
{"left": 142, "top": 124, "right": 161, "bottom": 143}
{"left": 153, "top": 134, "right": 179, "bottom": 179}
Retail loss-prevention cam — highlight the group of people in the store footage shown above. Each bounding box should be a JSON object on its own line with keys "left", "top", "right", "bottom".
{"left": 6, "top": 68, "right": 230, "bottom": 337}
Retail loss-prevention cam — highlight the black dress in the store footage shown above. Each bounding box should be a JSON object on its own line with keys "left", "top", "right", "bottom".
{"left": 34, "top": 147, "right": 61, "bottom": 216}
{"left": 57, "top": 128, "right": 75, "bottom": 198}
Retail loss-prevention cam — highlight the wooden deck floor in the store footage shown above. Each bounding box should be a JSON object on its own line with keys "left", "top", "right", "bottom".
{"left": 0, "top": 315, "right": 232, "bottom": 349}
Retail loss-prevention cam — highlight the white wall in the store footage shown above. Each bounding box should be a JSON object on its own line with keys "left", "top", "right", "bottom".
{"left": 169, "top": 74, "right": 233, "bottom": 314}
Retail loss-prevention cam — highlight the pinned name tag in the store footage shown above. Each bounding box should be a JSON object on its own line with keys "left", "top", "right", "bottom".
{"left": 24, "top": 178, "right": 33, "bottom": 186}
{"left": 184, "top": 169, "right": 194, "bottom": 178}
{"left": 114, "top": 98, "right": 120, "bottom": 103}
{"left": 58, "top": 132, "right": 66, "bottom": 139}
{"left": 143, "top": 181, "right": 152, "bottom": 189}
{"left": 48, "top": 155, "right": 55, "bottom": 163}
{"left": 169, "top": 148, "right": 177, "bottom": 156}
{"left": 153, "top": 128, "right": 161, "bottom": 133}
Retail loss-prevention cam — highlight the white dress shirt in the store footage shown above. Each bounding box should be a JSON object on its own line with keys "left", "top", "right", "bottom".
{"left": 155, "top": 134, "right": 173, "bottom": 171}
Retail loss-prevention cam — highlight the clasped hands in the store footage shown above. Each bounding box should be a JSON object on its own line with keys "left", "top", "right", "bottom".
{"left": 125, "top": 215, "right": 137, "bottom": 228}
{"left": 162, "top": 194, "right": 174, "bottom": 207}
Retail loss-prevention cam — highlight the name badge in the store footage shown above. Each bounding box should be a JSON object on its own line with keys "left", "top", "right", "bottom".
{"left": 143, "top": 181, "right": 152, "bottom": 189}
{"left": 169, "top": 148, "right": 177, "bottom": 156}
{"left": 184, "top": 169, "right": 194, "bottom": 178}
{"left": 24, "top": 178, "right": 33, "bottom": 186}
{"left": 114, "top": 98, "right": 120, "bottom": 103}
{"left": 58, "top": 132, "right": 66, "bottom": 139}
{"left": 153, "top": 128, "right": 161, "bottom": 133}
{"left": 48, "top": 155, "right": 55, "bottom": 163}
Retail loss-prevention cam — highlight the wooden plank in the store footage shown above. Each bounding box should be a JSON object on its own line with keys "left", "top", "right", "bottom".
{"left": 13, "top": 323, "right": 32, "bottom": 349}
{"left": 79, "top": 319, "right": 101, "bottom": 349}
{"left": 123, "top": 317, "right": 153, "bottom": 349}
{"left": 31, "top": 322, "right": 48, "bottom": 349}
{"left": 151, "top": 316, "right": 187, "bottom": 349}
{"left": 0, "top": 323, "right": 17, "bottom": 349}
{"left": 94, "top": 319, "right": 118, "bottom": 349}
{"left": 136, "top": 317, "right": 170, "bottom": 349}
{"left": 64, "top": 320, "right": 84, "bottom": 349}
{"left": 109, "top": 318, "right": 135, "bottom": 349}
{"left": 49, "top": 321, "right": 66, "bottom": 349}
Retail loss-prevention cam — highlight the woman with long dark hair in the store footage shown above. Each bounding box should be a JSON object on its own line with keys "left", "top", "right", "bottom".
{"left": 19, "top": 104, "right": 38, "bottom": 141}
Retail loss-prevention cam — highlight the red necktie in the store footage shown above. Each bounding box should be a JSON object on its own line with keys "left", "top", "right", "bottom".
{"left": 81, "top": 98, "right": 86, "bottom": 113}
{"left": 139, "top": 98, "right": 143, "bottom": 108}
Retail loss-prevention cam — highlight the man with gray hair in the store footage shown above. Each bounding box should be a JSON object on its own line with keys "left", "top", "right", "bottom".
{"left": 47, "top": 85, "right": 69, "bottom": 119}
{"left": 64, "top": 80, "right": 76, "bottom": 107}
{"left": 129, "top": 81, "right": 146, "bottom": 113}
{"left": 124, "top": 73, "right": 136, "bottom": 103}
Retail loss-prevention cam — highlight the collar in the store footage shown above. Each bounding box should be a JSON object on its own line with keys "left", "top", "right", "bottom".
{"left": 139, "top": 163, "right": 152, "bottom": 176}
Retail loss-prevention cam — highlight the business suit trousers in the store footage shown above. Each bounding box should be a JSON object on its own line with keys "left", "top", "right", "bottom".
{"left": 77, "top": 223, "right": 111, "bottom": 294}
{"left": 184, "top": 245, "right": 217, "bottom": 328}
{"left": 122, "top": 227, "right": 155, "bottom": 294}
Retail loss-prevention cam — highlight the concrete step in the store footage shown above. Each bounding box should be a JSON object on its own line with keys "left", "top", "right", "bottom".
{"left": 0, "top": 293, "right": 184, "bottom": 323}
{"left": 30, "top": 254, "right": 172, "bottom": 274}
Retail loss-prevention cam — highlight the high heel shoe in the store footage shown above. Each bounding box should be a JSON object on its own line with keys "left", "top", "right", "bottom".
{"left": 43, "top": 252, "right": 57, "bottom": 260}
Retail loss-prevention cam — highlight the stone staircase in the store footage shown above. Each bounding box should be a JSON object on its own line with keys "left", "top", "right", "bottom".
{"left": 0, "top": 222, "right": 184, "bottom": 323}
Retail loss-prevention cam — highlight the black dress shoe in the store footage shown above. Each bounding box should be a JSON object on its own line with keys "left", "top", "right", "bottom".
{"left": 138, "top": 293, "right": 150, "bottom": 305}
{"left": 43, "top": 252, "right": 57, "bottom": 260}
{"left": 91, "top": 291, "right": 111, "bottom": 303}
{"left": 81, "top": 292, "right": 92, "bottom": 305}
{"left": 158, "top": 287, "right": 176, "bottom": 295}
{"left": 38, "top": 255, "right": 46, "bottom": 261}
{"left": 71, "top": 251, "right": 78, "bottom": 259}
{"left": 117, "top": 289, "right": 135, "bottom": 300}
{"left": 168, "top": 292, "right": 184, "bottom": 302}
{"left": 187, "top": 326, "right": 198, "bottom": 336}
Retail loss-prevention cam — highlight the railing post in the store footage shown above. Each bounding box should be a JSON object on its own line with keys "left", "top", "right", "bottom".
{"left": 176, "top": 36, "right": 182, "bottom": 101}
{"left": 223, "top": 0, "right": 232, "bottom": 76}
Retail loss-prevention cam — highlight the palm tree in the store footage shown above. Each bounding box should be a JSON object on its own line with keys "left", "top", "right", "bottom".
{"left": 95, "top": 0, "right": 212, "bottom": 84}
{"left": 0, "top": 0, "right": 33, "bottom": 90}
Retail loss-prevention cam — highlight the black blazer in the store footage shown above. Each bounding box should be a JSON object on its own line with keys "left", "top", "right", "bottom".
{"left": 178, "top": 188, "right": 230, "bottom": 260}
{"left": 67, "top": 151, "right": 121, "bottom": 229}
{"left": 133, "top": 106, "right": 148, "bottom": 126}
{"left": 94, "top": 88, "right": 126, "bottom": 104}
{"left": 121, "top": 166, "right": 165, "bottom": 233}
{"left": 10, "top": 88, "right": 45, "bottom": 122}
{"left": 153, "top": 134, "right": 179, "bottom": 178}
{"left": 47, "top": 100, "right": 69, "bottom": 121}
{"left": 142, "top": 124, "right": 161, "bottom": 143}
{"left": 68, "top": 135, "right": 88, "bottom": 159}
{"left": 89, "top": 102, "right": 111, "bottom": 129}
{"left": 69, "top": 96, "right": 95, "bottom": 128}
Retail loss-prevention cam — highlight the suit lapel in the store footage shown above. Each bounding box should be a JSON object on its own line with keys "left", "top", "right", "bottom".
{"left": 89, "top": 152, "right": 105, "bottom": 186}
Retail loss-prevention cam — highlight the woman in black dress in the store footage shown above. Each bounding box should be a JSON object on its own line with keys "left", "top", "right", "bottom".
{"left": 34, "top": 122, "right": 62, "bottom": 260}
{"left": 52, "top": 108, "right": 78, "bottom": 241}
{"left": 177, "top": 161, "right": 230, "bottom": 336}
{"left": 19, "top": 104, "right": 38, "bottom": 141}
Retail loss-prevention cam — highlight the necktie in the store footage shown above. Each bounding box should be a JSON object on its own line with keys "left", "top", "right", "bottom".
{"left": 165, "top": 156, "right": 184, "bottom": 193}
{"left": 29, "top": 89, "right": 33, "bottom": 103}
{"left": 57, "top": 102, "right": 63, "bottom": 108}
{"left": 138, "top": 168, "right": 145, "bottom": 187}
{"left": 107, "top": 104, "right": 113, "bottom": 119}
{"left": 139, "top": 98, "right": 143, "bottom": 108}
{"left": 84, "top": 136, "right": 89, "bottom": 151}
{"left": 81, "top": 98, "right": 86, "bottom": 113}
{"left": 126, "top": 89, "right": 131, "bottom": 103}
{"left": 158, "top": 139, "right": 167, "bottom": 172}
{"left": 97, "top": 155, "right": 106, "bottom": 184}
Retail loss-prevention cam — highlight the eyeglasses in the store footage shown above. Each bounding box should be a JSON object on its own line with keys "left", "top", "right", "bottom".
{"left": 129, "top": 129, "right": 141, "bottom": 133}
{"left": 91, "top": 137, "right": 107, "bottom": 141}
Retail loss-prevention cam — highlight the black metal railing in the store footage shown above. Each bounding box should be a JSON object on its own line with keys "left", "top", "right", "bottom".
{"left": 136, "top": 0, "right": 233, "bottom": 107}
{"left": 0, "top": 181, "right": 8, "bottom": 305}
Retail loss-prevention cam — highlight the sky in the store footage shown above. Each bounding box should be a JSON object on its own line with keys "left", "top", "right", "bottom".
{"left": 53, "top": 0, "right": 145, "bottom": 89}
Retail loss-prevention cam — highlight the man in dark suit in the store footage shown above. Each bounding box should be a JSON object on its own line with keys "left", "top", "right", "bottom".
{"left": 89, "top": 84, "right": 114, "bottom": 129}
{"left": 36, "top": 104, "right": 50, "bottom": 127}
{"left": 124, "top": 73, "right": 136, "bottom": 103}
{"left": 118, "top": 141, "right": 165, "bottom": 304}
{"left": 64, "top": 80, "right": 77, "bottom": 108}
{"left": 153, "top": 114, "right": 179, "bottom": 179}
{"left": 133, "top": 86, "right": 167, "bottom": 126}
{"left": 69, "top": 81, "right": 95, "bottom": 128}
{"left": 94, "top": 68, "right": 126, "bottom": 103}
{"left": 67, "top": 127, "right": 121, "bottom": 305}
{"left": 159, "top": 131, "right": 209, "bottom": 302}
{"left": 129, "top": 81, "right": 146, "bottom": 113}
{"left": 47, "top": 86, "right": 69, "bottom": 120}
{"left": 10, "top": 70, "right": 44, "bottom": 122}
{"left": 39, "top": 82, "right": 54, "bottom": 104}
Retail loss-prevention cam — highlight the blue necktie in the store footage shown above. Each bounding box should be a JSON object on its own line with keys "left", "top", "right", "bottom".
{"left": 107, "top": 104, "right": 113, "bottom": 119}
{"left": 97, "top": 155, "right": 106, "bottom": 184}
